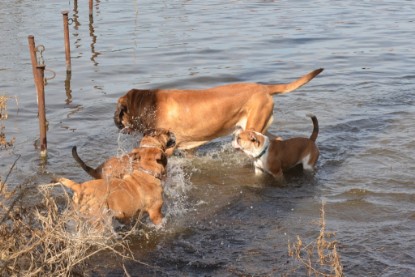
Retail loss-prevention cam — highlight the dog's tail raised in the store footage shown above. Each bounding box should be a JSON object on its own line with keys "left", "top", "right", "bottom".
{"left": 306, "top": 114, "right": 319, "bottom": 142}
{"left": 57, "top": 177, "right": 82, "bottom": 195}
{"left": 266, "top": 68, "right": 323, "bottom": 95}
{"left": 72, "top": 146, "right": 100, "bottom": 179}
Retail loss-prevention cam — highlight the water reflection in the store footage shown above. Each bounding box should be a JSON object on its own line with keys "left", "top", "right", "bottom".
{"left": 65, "top": 72, "right": 72, "bottom": 104}
{"left": 72, "top": 0, "right": 81, "bottom": 49}
{"left": 89, "top": 11, "right": 100, "bottom": 65}
{"left": 89, "top": 0, "right": 101, "bottom": 66}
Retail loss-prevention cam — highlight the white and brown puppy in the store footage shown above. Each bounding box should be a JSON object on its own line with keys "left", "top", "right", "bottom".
{"left": 72, "top": 128, "right": 175, "bottom": 179}
{"left": 232, "top": 115, "right": 319, "bottom": 180}
{"left": 114, "top": 68, "right": 323, "bottom": 154}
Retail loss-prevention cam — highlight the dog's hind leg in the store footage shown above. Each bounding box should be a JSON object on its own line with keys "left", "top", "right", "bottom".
{"left": 301, "top": 152, "right": 318, "bottom": 171}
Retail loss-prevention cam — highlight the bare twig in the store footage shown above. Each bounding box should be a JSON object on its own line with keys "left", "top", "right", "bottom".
{"left": 0, "top": 154, "right": 21, "bottom": 194}
{"left": 287, "top": 202, "right": 344, "bottom": 277}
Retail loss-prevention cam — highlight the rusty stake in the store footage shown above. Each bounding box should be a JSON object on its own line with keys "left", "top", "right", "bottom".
{"left": 62, "top": 11, "right": 72, "bottom": 73}
{"left": 89, "top": 0, "right": 93, "bottom": 17}
{"left": 28, "top": 35, "right": 38, "bottom": 90}
{"left": 35, "top": 65, "right": 47, "bottom": 158}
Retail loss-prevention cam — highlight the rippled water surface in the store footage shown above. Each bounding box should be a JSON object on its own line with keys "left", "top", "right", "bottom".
{"left": 1, "top": 0, "right": 414, "bottom": 276}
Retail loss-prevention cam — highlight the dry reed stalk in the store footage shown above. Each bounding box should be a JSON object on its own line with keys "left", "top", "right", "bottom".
{"left": 0, "top": 95, "right": 18, "bottom": 149}
{"left": 287, "top": 202, "right": 344, "bottom": 277}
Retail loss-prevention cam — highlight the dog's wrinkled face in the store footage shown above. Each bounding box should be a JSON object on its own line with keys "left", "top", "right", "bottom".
{"left": 131, "top": 147, "right": 168, "bottom": 177}
{"left": 232, "top": 130, "right": 268, "bottom": 158}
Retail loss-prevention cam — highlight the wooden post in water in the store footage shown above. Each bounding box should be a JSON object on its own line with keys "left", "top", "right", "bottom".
{"left": 28, "top": 35, "right": 38, "bottom": 89}
{"left": 62, "top": 11, "right": 72, "bottom": 73}
{"left": 89, "top": 0, "right": 93, "bottom": 17}
{"left": 35, "top": 65, "right": 47, "bottom": 158}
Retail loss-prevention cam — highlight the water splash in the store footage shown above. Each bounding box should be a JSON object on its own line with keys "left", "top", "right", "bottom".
{"left": 163, "top": 158, "right": 192, "bottom": 219}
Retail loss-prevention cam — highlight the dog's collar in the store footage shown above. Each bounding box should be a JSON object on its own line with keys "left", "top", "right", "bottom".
{"left": 254, "top": 144, "right": 269, "bottom": 159}
{"left": 137, "top": 166, "right": 164, "bottom": 180}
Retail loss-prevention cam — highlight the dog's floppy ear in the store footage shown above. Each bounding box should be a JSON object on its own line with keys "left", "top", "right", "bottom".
{"left": 114, "top": 96, "right": 128, "bottom": 129}
{"left": 155, "top": 152, "right": 168, "bottom": 167}
{"left": 249, "top": 131, "right": 258, "bottom": 143}
{"left": 166, "top": 131, "right": 176, "bottom": 148}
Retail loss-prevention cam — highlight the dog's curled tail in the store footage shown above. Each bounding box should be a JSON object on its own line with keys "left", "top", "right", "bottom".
{"left": 306, "top": 114, "right": 319, "bottom": 142}
{"left": 267, "top": 68, "right": 324, "bottom": 95}
{"left": 72, "top": 146, "right": 100, "bottom": 179}
{"left": 57, "top": 177, "right": 82, "bottom": 195}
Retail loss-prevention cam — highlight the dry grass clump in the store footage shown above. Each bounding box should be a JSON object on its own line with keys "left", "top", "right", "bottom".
{"left": 0, "top": 176, "right": 146, "bottom": 276}
{"left": 0, "top": 95, "right": 18, "bottom": 149}
{"left": 288, "top": 202, "right": 344, "bottom": 277}
{"left": 0, "top": 126, "right": 15, "bottom": 149}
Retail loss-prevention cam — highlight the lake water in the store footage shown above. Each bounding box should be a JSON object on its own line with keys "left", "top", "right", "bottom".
{"left": 1, "top": 0, "right": 414, "bottom": 276}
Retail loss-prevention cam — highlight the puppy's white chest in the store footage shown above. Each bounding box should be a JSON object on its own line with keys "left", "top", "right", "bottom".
{"left": 254, "top": 158, "right": 265, "bottom": 170}
{"left": 253, "top": 154, "right": 269, "bottom": 175}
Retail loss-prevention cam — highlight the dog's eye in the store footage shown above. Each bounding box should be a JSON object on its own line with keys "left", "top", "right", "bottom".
{"left": 166, "top": 139, "right": 175, "bottom": 148}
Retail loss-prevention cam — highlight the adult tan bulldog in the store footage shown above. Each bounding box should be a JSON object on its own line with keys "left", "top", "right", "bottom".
{"left": 57, "top": 169, "right": 164, "bottom": 226}
{"left": 114, "top": 68, "right": 323, "bottom": 154}
{"left": 72, "top": 128, "right": 175, "bottom": 179}
{"left": 232, "top": 114, "right": 319, "bottom": 180}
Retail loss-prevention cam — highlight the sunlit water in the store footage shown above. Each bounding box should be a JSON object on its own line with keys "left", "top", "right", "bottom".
{"left": 1, "top": 0, "right": 414, "bottom": 276}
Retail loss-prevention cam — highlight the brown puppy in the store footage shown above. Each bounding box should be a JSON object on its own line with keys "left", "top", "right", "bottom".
{"left": 232, "top": 115, "right": 319, "bottom": 180}
{"left": 57, "top": 169, "right": 164, "bottom": 226}
{"left": 72, "top": 128, "right": 175, "bottom": 179}
{"left": 114, "top": 68, "right": 323, "bottom": 153}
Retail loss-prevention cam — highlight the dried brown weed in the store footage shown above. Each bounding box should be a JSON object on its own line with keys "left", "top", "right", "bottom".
{"left": 287, "top": 202, "right": 344, "bottom": 277}
{"left": 0, "top": 180, "right": 149, "bottom": 276}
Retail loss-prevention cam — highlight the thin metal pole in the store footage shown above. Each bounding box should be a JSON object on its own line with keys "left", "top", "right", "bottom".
{"left": 35, "top": 65, "right": 47, "bottom": 158}
{"left": 89, "top": 0, "right": 93, "bottom": 17}
{"left": 62, "top": 11, "right": 72, "bottom": 73}
{"left": 28, "top": 35, "right": 38, "bottom": 90}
